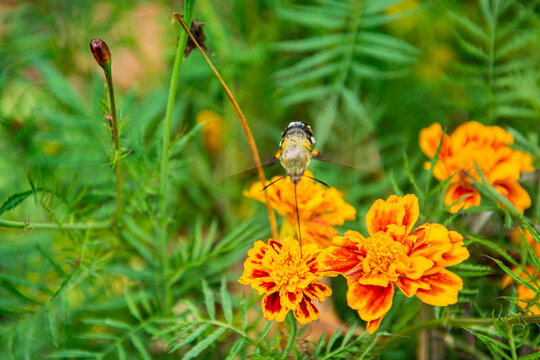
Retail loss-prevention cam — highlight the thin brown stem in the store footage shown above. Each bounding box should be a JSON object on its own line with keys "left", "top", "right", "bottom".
{"left": 173, "top": 12, "right": 278, "bottom": 240}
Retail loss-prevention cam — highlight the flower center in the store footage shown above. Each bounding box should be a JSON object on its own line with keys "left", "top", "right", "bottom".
{"left": 362, "top": 233, "right": 407, "bottom": 281}
{"left": 269, "top": 241, "right": 309, "bottom": 290}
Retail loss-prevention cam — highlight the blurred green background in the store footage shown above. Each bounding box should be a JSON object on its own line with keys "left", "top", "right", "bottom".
{"left": 1, "top": 0, "right": 540, "bottom": 358}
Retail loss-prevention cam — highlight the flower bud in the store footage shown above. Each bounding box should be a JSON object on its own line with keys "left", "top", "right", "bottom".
{"left": 90, "top": 38, "right": 111, "bottom": 68}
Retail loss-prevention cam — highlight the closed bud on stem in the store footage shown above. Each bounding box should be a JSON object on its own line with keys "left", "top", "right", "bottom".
{"left": 90, "top": 38, "right": 111, "bottom": 69}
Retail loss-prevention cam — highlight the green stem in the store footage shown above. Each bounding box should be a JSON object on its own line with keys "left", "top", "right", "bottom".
{"left": 104, "top": 67, "right": 123, "bottom": 226}
{"left": 159, "top": 2, "right": 196, "bottom": 313}
{"left": 383, "top": 315, "right": 540, "bottom": 350}
{"left": 0, "top": 219, "right": 110, "bottom": 231}
{"left": 399, "top": 315, "right": 540, "bottom": 335}
{"left": 507, "top": 324, "right": 518, "bottom": 360}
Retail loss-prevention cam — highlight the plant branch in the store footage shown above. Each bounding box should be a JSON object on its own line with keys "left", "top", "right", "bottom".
{"left": 174, "top": 12, "right": 278, "bottom": 241}
{"left": 0, "top": 219, "right": 110, "bottom": 231}
{"left": 159, "top": 1, "right": 196, "bottom": 313}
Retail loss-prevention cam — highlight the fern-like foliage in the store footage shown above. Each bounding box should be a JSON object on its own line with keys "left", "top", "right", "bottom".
{"left": 275, "top": 0, "right": 418, "bottom": 147}
{"left": 447, "top": 0, "right": 540, "bottom": 123}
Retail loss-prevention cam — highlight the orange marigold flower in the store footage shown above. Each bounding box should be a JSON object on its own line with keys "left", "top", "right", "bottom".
{"left": 419, "top": 121, "right": 534, "bottom": 213}
{"left": 244, "top": 171, "right": 356, "bottom": 248}
{"left": 238, "top": 236, "right": 332, "bottom": 324}
{"left": 319, "top": 194, "right": 469, "bottom": 334}
{"left": 502, "top": 226, "right": 540, "bottom": 314}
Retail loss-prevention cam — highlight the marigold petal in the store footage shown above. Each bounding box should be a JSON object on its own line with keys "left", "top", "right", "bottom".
{"left": 262, "top": 292, "right": 288, "bottom": 322}
{"left": 303, "top": 282, "right": 332, "bottom": 302}
{"left": 358, "top": 272, "right": 392, "bottom": 287}
{"left": 395, "top": 277, "right": 431, "bottom": 297}
{"left": 280, "top": 288, "right": 303, "bottom": 310}
{"left": 365, "top": 194, "right": 419, "bottom": 237}
{"left": 419, "top": 122, "right": 444, "bottom": 159}
{"left": 401, "top": 256, "right": 434, "bottom": 280}
{"left": 442, "top": 231, "right": 470, "bottom": 267}
{"left": 444, "top": 182, "right": 480, "bottom": 214}
{"left": 415, "top": 269, "right": 463, "bottom": 306}
{"left": 293, "top": 296, "right": 320, "bottom": 324}
{"left": 493, "top": 181, "right": 531, "bottom": 213}
{"left": 366, "top": 317, "right": 384, "bottom": 334}
{"left": 410, "top": 224, "right": 453, "bottom": 266}
{"left": 347, "top": 282, "right": 394, "bottom": 322}
{"left": 318, "top": 233, "right": 363, "bottom": 274}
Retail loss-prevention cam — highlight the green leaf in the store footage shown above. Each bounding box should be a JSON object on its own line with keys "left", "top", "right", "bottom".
{"left": 449, "top": 11, "right": 488, "bottom": 43}
{"left": 0, "top": 278, "right": 41, "bottom": 305}
{"left": 225, "top": 338, "right": 246, "bottom": 360}
{"left": 326, "top": 325, "right": 344, "bottom": 354}
{"left": 131, "top": 334, "right": 151, "bottom": 360}
{"left": 82, "top": 318, "right": 132, "bottom": 330}
{"left": 274, "top": 34, "right": 342, "bottom": 52}
{"left": 403, "top": 152, "right": 423, "bottom": 198}
{"left": 125, "top": 289, "right": 142, "bottom": 321}
{"left": 0, "top": 190, "right": 35, "bottom": 216}
{"left": 47, "top": 349, "right": 99, "bottom": 358}
{"left": 169, "top": 324, "right": 209, "bottom": 351}
{"left": 182, "top": 328, "right": 226, "bottom": 360}
{"left": 220, "top": 277, "right": 233, "bottom": 324}
{"left": 259, "top": 321, "right": 274, "bottom": 341}
{"left": 465, "top": 328, "right": 512, "bottom": 360}
{"left": 45, "top": 304, "right": 59, "bottom": 348}
{"left": 313, "top": 331, "right": 326, "bottom": 355}
{"left": 201, "top": 279, "right": 215, "bottom": 320}
{"left": 490, "top": 257, "right": 536, "bottom": 292}
{"left": 282, "top": 313, "right": 297, "bottom": 358}
{"left": 116, "top": 343, "right": 127, "bottom": 360}
{"left": 279, "top": 86, "right": 332, "bottom": 107}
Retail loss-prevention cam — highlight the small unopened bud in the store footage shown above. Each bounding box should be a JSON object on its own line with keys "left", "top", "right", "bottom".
{"left": 90, "top": 38, "right": 111, "bottom": 68}
{"left": 105, "top": 113, "right": 113, "bottom": 128}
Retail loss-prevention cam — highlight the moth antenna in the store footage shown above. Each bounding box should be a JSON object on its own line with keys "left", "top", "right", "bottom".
{"left": 294, "top": 183, "right": 303, "bottom": 256}
{"left": 227, "top": 158, "right": 278, "bottom": 179}
{"left": 305, "top": 175, "right": 330, "bottom": 188}
{"left": 261, "top": 176, "right": 286, "bottom": 191}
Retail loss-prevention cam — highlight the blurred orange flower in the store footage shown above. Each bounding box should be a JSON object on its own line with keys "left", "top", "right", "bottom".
{"left": 319, "top": 194, "right": 469, "bottom": 334}
{"left": 502, "top": 226, "right": 540, "bottom": 315}
{"left": 244, "top": 171, "right": 356, "bottom": 248}
{"left": 238, "top": 236, "right": 331, "bottom": 324}
{"left": 420, "top": 121, "right": 534, "bottom": 213}
{"left": 196, "top": 110, "right": 224, "bottom": 153}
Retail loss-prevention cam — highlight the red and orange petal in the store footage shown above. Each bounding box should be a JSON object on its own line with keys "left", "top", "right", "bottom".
{"left": 318, "top": 230, "right": 365, "bottom": 275}
{"left": 409, "top": 223, "right": 469, "bottom": 272}
{"left": 414, "top": 269, "right": 463, "bottom": 306}
{"left": 444, "top": 182, "right": 481, "bottom": 214}
{"left": 347, "top": 282, "right": 394, "bottom": 334}
{"left": 493, "top": 181, "right": 532, "bottom": 213}
{"left": 365, "top": 194, "right": 419, "bottom": 239}
{"left": 262, "top": 292, "right": 288, "bottom": 322}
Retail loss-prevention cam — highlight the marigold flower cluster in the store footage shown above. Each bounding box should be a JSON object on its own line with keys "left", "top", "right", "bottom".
{"left": 419, "top": 121, "right": 534, "bottom": 213}
{"left": 318, "top": 194, "right": 469, "bottom": 333}
{"left": 240, "top": 178, "right": 470, "bottom": 331}
{"left": 238, "top": 236, "right": 332, "bottom": 324}
{"left": 244, "top": 171, "right": 356, "bottom": 248}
